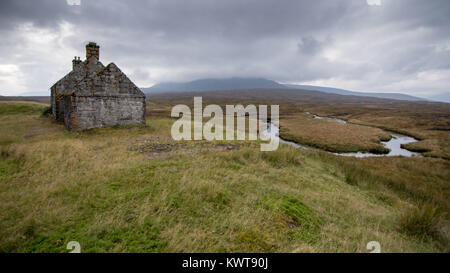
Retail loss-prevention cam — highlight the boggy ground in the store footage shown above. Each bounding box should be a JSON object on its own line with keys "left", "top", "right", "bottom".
{"left": 279, "top": 113, "right": 391, "bottom": 154}
{"left": 304, "top": 101, "right": 450, "bottom": 159}
{"left": 0, "top": 100, "right": 448, "bottom": 253}
{"left": 149, "top": 89, "right": 450, "bottom": 159}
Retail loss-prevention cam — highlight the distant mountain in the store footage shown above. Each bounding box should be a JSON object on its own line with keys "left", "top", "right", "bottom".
{"left": 142, "top": 77, "right": 285, "bottom": 93}
{"left": 0, "top": 95, "right": 50, "bottom": 104}
{"left": 19, "top": 91, "right": 48, "bottom": 96}
{"left": 285, "top": 84, "right": 425, "bottom": 102}
{"left": 428, "top": 92, "right": 450, "bottom": 103}
{"left": 143, "top": 77, "right": 427, "bottom": 102}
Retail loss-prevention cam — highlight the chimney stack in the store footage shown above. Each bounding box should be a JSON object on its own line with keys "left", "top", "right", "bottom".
{"left": 72, "top": 56, "right": 82, "bottom": 70}
{"left": 86, "top": 42, "right": 100, "bottom": 60}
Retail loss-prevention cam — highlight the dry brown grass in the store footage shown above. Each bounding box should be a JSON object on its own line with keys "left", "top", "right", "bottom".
{"left": 279, "top": 113, "right": 391, "bottom": 153}
{"left": 306, "top": 104, "right": 450, "bottom": 159}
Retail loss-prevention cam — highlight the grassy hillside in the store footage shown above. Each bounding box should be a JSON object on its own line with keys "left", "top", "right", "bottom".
{"left": 0, "top": 101, "right": 448, "bottom": 252}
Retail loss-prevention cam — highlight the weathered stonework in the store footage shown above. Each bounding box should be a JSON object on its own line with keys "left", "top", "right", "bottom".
{"left": 50, "top": 42, "right": 146, "bottom": 130}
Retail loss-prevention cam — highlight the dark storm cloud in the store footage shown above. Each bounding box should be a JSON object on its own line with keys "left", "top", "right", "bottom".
{"left": 0, "top": 0, "right": 73, "bottom": 27}
{"left": 0, "top": 0, "right": 449, "bottom": 97}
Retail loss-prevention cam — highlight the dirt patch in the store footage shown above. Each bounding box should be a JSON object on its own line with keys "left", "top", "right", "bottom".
{"left": 128, "top": 136, "right": 241, "bottom": 159}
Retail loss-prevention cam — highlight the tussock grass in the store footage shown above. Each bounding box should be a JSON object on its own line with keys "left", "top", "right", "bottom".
{"left": 41, "top": 106, "right": 52, "bottom": 117}
{"left": 398, "top": 203, "right": 447, "bottom": 242}
{"left": 221, "top": 146, "right": 302, "bottom": 168}
{"left": 0, "top": 147, "right": 24, "bottom": 179}
{"left": 260, "top": 149, "right": 302, "bottom": 167}
{"left": 311, "top": 152, "right": 450, "bottom": 212}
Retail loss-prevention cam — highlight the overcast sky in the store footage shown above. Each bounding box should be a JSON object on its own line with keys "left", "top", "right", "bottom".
{"left": 0, "top": 0, "right": 449, "bottom": 98}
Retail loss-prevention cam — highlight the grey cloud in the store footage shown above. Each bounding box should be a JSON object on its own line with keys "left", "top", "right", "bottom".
{"left": 0, "top": 0, "right": 449, "bottom": 97}
{"left": 0, "top": 0, "right": 75, "bottom": 28}
{"left": 297, "top": 36, "right": 329, "bottom": 56}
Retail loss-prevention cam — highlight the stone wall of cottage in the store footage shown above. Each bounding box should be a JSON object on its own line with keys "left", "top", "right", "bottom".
{"left": 68, "top": 96, "right": 146, "bottom": 130}
{"left": 51, "top": 86, "right": 56, "bottom": 117}
{"left": 51, "top": 57, "right": 89, "bottom": 121}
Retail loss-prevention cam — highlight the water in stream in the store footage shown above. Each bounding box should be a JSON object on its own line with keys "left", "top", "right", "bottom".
{"left": 306, "top": 112, "right": 347, "bottom": 124}
{"left": 264, "top": 115, "right": 421, "bottom": 158}
{"left": 313, "top": 114, "right": 347, "bottom": 124}
{"left": 338, "top": 133, "right": 421, "bottom": 158}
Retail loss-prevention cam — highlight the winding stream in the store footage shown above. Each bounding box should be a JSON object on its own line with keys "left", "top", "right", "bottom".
{"left": 264, "top": 113, "right": 422, "bottom": 158}
{"left": 338, "top": 134, "right": 421, "bottom": 158}
{"left": 308, "top": 112, "right": 347, "bottom": 124}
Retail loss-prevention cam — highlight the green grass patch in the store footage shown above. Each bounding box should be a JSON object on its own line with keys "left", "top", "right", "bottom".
{"left": 262, "top": 194, "right": 322, "bottom": 243}
{"left": 234, "top": 229, "right": 276, "bottom": 252}
{"left": 0, "top": 148, "right": 24, "bottom": 179}
{"left": 0, "top": 102, "right": 45, "bottom": 115}
{"left": 4, "top": 221, "right": 167, "bottom": 253}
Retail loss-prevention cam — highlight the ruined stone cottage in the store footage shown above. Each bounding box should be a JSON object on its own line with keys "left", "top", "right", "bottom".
{"left": 51, "top": 42, "right": 146, "bottom": 130}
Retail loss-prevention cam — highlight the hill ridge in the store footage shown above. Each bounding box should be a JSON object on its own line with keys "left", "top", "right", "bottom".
{"left": 143, "top": 77, "right": 425, "bottom": 102}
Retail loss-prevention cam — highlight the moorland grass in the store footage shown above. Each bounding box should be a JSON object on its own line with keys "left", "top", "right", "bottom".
{"left": 0, "top": 101, "right": 448, "bottom": 253}
{"left": 279, "top": 114, "right": 391, "bottom": 154}
{"left": 398, "top": 203, "right": 447, "bottom": 241}
{"left": 306, "top": 104, "right": 450, "bottom": 159}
